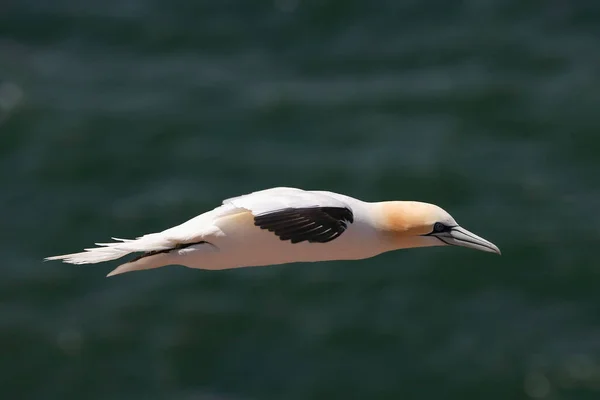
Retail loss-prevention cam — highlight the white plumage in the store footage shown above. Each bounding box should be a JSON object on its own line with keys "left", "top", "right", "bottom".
{"left": 45, "top": 187, "right": 500, "bottom": 277}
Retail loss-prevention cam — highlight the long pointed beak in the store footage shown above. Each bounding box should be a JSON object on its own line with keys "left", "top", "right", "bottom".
{"left": 434, "top": 226, "right": 501, "bottom": 255}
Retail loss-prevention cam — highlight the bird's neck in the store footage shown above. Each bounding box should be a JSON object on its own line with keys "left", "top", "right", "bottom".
{"left": 371, "top": 201, "right": 435, "bottom": 251}
{"left": 373, "top": 201, "right": 430, "bottom": 235}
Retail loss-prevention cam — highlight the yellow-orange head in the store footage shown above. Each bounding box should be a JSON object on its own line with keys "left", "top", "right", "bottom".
{"left": 376, "top": 201, "right": 500, "bottom": 254}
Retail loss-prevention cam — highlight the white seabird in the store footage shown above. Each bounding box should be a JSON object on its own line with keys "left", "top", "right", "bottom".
{"left": 45, "top": 187, "right": 500, "bottom": 277}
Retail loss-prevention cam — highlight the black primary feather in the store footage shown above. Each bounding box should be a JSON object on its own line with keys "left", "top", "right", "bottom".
{"left": 253, "top": 206, "right": 354, "bottom": 244}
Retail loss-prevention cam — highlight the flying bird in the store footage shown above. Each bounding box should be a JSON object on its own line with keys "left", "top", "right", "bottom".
{"left": 45, "top": 187, "right": 500, "bottom": 277}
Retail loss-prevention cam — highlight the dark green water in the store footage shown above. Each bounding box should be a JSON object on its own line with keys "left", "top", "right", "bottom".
{"left": 2, "top": 1, "right": 600, "bottom": 399}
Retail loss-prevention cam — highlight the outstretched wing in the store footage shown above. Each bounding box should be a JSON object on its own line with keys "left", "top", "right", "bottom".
{"left": 254, "top": 206, "right": 354, "bottom": 244}
{"left": 223, "top": 187, "right": 354, "bottom": 244}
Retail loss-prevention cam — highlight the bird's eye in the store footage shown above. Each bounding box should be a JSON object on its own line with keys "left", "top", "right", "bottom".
{"left": 433, "top": 222, "right": 446, "bottom": 232}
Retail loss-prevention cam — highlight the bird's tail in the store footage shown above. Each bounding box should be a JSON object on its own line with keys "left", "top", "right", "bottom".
{"left": 105, "top": 252, "right": 175, "bottom": 277}
{"left": 44, "top": 234, "right": 179, "bottom": 277}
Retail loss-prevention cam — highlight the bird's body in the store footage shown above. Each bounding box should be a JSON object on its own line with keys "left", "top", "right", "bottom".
{"left": 45, "top": 187, "right": 500, "bottom": 277}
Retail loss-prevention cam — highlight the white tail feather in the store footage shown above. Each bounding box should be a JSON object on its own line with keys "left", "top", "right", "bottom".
{"left": 106, "top": 252, "right": 173, "bottom": 277}
{"left": 44, "top": 233, "right": 177, "bottom": 265}
{"left": 45, "top": 204, "right": 228, "bottom": 276}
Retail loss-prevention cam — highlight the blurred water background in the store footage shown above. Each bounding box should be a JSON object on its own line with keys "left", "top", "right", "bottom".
{"left": 1, "top": 1, "right": 600, "bottom": 399}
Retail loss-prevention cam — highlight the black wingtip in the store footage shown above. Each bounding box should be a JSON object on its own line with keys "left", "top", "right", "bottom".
{"left": 254, "top": 206, "right": 353, "bottom": 244}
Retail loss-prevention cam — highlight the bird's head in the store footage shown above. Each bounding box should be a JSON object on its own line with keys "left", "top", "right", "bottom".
{"left": 377, "top": 201, "right": 500, "bottom": 254}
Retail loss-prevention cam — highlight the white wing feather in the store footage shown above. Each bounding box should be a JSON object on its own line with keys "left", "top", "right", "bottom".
{"left": 223, "top": 187, "right": 349, "bottom": 215}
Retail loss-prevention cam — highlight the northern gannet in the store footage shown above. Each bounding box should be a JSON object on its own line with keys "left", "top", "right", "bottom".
{"left": 45, "top": 187, "right": 500, "bottom": 277}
